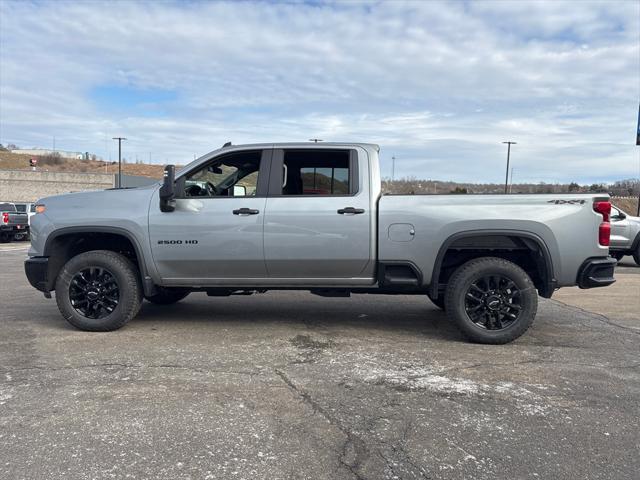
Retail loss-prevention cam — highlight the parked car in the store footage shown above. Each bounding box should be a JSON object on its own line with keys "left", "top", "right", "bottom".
{"left": 0, "top": 202, "right": 29, "bottom": 242}
{"left": 609, "top": 205, "right": 640, "bottom": 265}
{"left": 25, "top": 142, "right": 616, "bottom": 344}
{"left": 12, "top": 203, "right": 33, "bottom": 240}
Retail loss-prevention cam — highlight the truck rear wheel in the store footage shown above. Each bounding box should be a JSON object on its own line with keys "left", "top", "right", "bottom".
{"left": 444, "top": 257, "right": 538, "bottom": 344}
{"left": 55, "top": 250, "right": 142, "bottom": 331}
{"left": 145, "top": 287, "right": 190, "bottom": 305}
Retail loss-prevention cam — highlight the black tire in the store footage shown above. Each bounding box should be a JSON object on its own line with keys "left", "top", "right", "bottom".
{"left": 55, "top": 250, "right": 142, "bottom": 331}
{"left": 444, "top": 257, "right": 538, "bottom": 344}
{"left": 145, "top": 287, "right": 190, "bottom": 305}
{"left": 429, "top": 294, "right": 446, "bottom": 310}
{"left": 633, "top": 244, "right": 640, "bottom": 267}
{"left": 0, "top": 232, "right": 12, "bottom": 243}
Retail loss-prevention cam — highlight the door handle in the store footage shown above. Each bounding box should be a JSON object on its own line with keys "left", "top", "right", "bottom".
{"left": 233, "top": 208, "right": 260, "bottom": 215}
{"left": 337, "top": 207, "right": 365, "bottom": 215}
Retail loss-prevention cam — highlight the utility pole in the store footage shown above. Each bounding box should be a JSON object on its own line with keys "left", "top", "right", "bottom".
{"left": 392, "top": 156, "right": 396, "bottom": 181}
{"left": 112, "top": 137, "right": 126, "bottom": 188}
{"left": 509, "top": 167, "right": 515, "bottom": 193}
{"left": 502, "top": 141, "right": 516, "bottom": 194}
{"left": 636, "top": 103, "right": 640, "bottom": 215}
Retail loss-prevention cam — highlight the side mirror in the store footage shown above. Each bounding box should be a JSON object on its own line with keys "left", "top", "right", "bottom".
{"left": 159, "top": 165, "right": 176, "bottom": 212}
{"left": 233, "top": 185, "right": 246, "bottom": 196}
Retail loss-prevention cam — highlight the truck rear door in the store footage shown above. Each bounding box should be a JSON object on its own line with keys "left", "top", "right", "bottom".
{"left": 263, "top": 147, "right": 374, "bottom": 281}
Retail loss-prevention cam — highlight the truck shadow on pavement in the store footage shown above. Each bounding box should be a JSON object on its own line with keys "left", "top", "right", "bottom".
{"left": 134, "top": 292, "right": 464, "bottom": 342}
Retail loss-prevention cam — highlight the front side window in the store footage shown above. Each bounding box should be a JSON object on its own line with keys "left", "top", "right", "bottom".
{"left": 282, "top": 150, "right": 352, "bottom": 195}
{"left": 610, "top": 206, "right": 620, "bottom": 219}
{"left": 183, "top": 151, "right": 261, "bottom": 198}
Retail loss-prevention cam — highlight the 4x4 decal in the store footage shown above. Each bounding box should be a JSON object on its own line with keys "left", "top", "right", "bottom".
{"left": 547, "top": 199, "right": 586, "bottom": 205}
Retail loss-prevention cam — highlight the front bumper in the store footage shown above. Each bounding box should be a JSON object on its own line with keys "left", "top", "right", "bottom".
{"left": 577, "top": 257, "right": 616, "bottom": 289}
{"left": 25, "top": 257, "right": 50, "bottom": 293}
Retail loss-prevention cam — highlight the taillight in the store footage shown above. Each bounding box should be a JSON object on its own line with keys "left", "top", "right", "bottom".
{"left": 593, "top": 201, "right": 611, "bottom": 222}
{"left": 593, "top": 201, "right": 611, "bottom": 246}
{"left": 1, "top": 212, "right": 8, "bottom": 224}
{"left": 599, "top": 222, "right": 611, "bottom": 246}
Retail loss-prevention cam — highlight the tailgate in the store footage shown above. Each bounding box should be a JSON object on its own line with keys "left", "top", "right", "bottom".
{"left": 8, "top": 213, "right": 29, "bottom": 225}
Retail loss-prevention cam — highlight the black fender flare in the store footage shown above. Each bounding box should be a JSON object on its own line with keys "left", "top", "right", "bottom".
{"left": 429, "top": 230, "right": 556, "bottom": 298}
{"left": 43, "top": 226, "right": 154, "bottom": 295}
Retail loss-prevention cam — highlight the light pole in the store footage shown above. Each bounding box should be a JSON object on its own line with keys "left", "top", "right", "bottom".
{"left": 112, "top": 137, "right": 126, "bottom": 188}
{"left": 392, "top": 156, "right": 396, "bottom": 181}
{"left": 509, "top": 167, "right": 515, "bottom": 193}
{"left": 636, "top": 103, "right": 640, "bottom": 215}
{"left": 502, "top": 141, "right": 516, "bottom": 194}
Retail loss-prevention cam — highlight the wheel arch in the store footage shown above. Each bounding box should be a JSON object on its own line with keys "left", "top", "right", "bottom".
{"left": 430, "top": 230, "right": 556, "bottom": 299}
{"left": 43, "top": 226, "right": 153, "bottom": 295}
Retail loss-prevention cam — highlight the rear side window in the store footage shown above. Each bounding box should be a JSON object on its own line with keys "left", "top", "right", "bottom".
{"left": 281, "top": 150, "right": 353, "bottom": 196}
{"left": 0, "top": 203, "right": 16, "bottom": 212}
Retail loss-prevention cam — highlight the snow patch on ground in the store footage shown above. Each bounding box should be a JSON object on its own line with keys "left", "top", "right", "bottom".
{"left": 0, "top": 388, "right": 14, "bottom": 405}
{"left": 359, "top": 362, "right": 551, "bottom": 416}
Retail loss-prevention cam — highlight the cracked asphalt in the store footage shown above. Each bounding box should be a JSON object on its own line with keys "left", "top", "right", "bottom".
{"left": 1, "top": 246, "right": 639, "bottom": 480}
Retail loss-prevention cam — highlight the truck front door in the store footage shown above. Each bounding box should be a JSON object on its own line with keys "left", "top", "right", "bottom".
{"left": 610, "top": 206, "right": 632, "bottom": 249}
{"left": 148, "top": 149, "right": 271, "bottom": 284}
{"left": 263, "top": 148, "right": 374, "bottom": 282}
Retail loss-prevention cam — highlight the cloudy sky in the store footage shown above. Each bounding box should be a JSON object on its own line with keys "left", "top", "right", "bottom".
{"left": 0, "top": 0, "right": 638, "bottom": 184}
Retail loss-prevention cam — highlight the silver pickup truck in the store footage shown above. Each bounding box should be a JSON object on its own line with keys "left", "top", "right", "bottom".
{"left": 25, "top": 142, "right": 616, "bottom": 344}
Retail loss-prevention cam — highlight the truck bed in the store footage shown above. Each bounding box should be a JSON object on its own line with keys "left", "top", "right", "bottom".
{"left": 378, "top": 193, "right": 609, "bottom": 287}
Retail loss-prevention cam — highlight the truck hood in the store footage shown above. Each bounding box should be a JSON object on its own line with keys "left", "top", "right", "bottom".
{"left": 37, "top": 183, "right": 158, "bottom": 209}
{"left": 36, "top": 183, "right": 160, "bottom": 228}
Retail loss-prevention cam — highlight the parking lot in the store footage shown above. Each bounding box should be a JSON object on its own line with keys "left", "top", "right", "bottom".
{"left": 1, "top": 244, "right": 639, "bottom": 480}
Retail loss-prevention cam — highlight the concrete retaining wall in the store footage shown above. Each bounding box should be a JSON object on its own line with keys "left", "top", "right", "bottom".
{"left": 0, "top": 170, "right": 115, "bottom": 203}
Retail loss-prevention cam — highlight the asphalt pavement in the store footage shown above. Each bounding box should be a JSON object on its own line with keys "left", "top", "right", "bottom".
{"left": 1, "top": 245, "right": 639, "bottom": 480}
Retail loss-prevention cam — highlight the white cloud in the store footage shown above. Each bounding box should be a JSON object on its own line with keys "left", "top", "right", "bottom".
{"left": 0, "top": 0, "right": 638, "bottom": 183}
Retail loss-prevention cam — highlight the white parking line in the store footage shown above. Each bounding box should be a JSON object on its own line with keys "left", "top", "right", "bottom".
{"left": 0, "top": 245, "right": 30, "bottom": 252}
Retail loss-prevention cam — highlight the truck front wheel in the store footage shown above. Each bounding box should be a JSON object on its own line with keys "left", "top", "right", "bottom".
{"left": 444, "top": 257, "right": 538, "bottom": 344}
{"left": 55, "top": 250, "right": 142, "bottom": 331}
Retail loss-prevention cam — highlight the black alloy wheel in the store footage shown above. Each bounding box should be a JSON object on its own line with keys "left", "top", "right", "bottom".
{"left": 69, "top": 266, "right": 120, "bottom": 319}
{"left": 444, "top": 257, "right": 537, "bottom": 344}
{"left": 464, "top": 274, "right": 522, "bottom": 330}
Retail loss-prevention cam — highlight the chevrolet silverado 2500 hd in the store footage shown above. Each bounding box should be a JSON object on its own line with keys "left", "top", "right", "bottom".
{"left": 25, "top": 142, "right": 616, "bottom": 343}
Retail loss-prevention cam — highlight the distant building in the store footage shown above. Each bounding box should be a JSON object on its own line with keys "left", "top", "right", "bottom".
{"left": 11, "top": 148, "right": 86, "bottom": 160}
